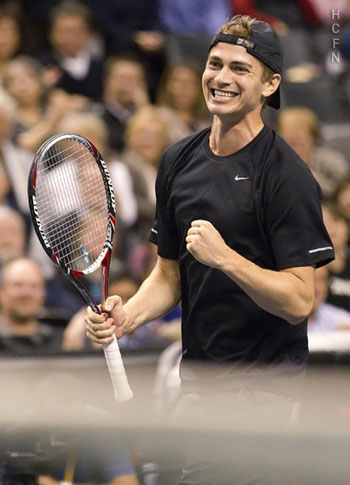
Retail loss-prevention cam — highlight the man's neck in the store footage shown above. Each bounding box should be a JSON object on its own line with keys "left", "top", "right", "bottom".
{"left": 209, "top": 114, "right": 264, "bottom": 156}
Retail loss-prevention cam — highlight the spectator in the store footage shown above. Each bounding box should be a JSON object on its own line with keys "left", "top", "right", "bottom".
{"left": 0, "top": 257, "right": 63, "bottom": 354}
{"left": 121, "top": 106, "right": 170, "bottom": 241}
{"left": 335, "top": 177, "right": 350, "bottom": 232}
{"left": 0, "top": 3, "right": 22, "bottom": 83}
{"left": 277, "top": 106, "right": 349, "bottom": 200}
{"left": 100, "top": 55, "right": 150, "bottom": 154}
{"left": 85, "top": 0, "right": 166, "bottom": 96}
{"left": 156, "top": 61, "right": 210, "bottom": 143}
{"left": 322, "top": 202, "right": 350, "bottom": 312}
{"left": 0, "top": 87, "right": 32, "bottom": 216}
{"left": 0, "top": 206, "right": 26, "bottom": 266}
{"left": 3, "top": 56, "right": 83, "bottom": 152}
{"left": 41, "top": 1, "right": 104, "bottom": 101}
{"left": 308, "top": 266, "right": 350, "bottom": 334}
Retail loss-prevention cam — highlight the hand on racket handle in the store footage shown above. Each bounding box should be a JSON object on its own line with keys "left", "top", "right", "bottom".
{"left": 85, "top": 296, "right": 134, "bottom": 402}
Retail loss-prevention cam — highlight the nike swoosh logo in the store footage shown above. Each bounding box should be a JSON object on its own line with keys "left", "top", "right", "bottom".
{"left": 235, "top": 175, "right": 250, "bottom": 181}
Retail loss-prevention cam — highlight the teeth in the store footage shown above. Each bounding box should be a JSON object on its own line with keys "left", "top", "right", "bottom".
{"left": 213, "top": 89, "right": 237, "bottom": 98}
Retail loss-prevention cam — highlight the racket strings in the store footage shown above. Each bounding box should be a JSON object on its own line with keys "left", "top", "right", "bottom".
{"left": 35, "top": 139, "right": 109, "bottom": 271}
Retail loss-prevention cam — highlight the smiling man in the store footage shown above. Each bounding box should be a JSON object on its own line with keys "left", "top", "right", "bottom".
{"left": 85, "top": 15, "right": 334, "bottom": 484}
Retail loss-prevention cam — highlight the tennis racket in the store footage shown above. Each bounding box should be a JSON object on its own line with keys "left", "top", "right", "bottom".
{"left": 28, "top": 133, "right": 133, "bottom": 402}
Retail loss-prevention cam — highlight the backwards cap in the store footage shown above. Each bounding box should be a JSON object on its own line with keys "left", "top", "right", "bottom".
{"left": 209, "top": 20, "right": 283, "bottom": 109}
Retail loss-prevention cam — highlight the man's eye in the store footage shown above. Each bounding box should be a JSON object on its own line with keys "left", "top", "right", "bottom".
{"left": 209, "top": 61, "right": 221, "bottom": 68}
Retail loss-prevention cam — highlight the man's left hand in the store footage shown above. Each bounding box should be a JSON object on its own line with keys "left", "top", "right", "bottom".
{"left": 186, "top": 220, "right": 230, "bottom": 269}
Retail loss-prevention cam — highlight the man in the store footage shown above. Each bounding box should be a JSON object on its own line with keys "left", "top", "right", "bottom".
{"left": 86, "top": 15, "right": 334, "bottom": 483}
{"left": 101, "top": 55, "right": 150, "bottom": 153}
{"left": 0, "top": 257, "right": 63, "bottom": 353}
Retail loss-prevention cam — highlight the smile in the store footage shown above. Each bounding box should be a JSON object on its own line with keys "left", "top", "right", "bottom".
{"left": 210, "top": 89, "right": 239, "bottom": 99}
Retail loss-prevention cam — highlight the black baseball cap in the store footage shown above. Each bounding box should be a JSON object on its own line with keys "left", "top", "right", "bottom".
{"left": 209, "top": 20, "right": 283, "bottom": 109}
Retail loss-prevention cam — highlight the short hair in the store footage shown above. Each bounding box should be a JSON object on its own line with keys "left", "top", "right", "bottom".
{"left": 57, "top": 113, "right": 108, "bottom": 149}
{"left": 278, "top": 107, "right": 320, "bottom": 142}
{"left": 125, "top": 106, "right": 169, "bottom": 146}
{"left": 218, "top": 15, "right": 274, "bottom": 83}
{"left": 104, "top": 54, "right": 146, "bottom": 82}
{"left": 49, "top": 1, "right": 92, "bottom": 29}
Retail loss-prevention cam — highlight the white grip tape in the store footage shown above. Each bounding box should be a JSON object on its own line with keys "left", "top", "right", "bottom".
{"left": 102, "top": 336, "right": 133, "bottom": 402}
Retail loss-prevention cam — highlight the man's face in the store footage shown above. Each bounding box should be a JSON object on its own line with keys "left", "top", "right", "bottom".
{"left": 0, "top": 260, "right": 45, "bottom": 323}
{"left": 104, "top": 61, "right": 146, "bottom": 107}
{"left": 50, "top": 14, "right": 89, "bottom": 57}
{"left": 202, "top": 43, "right": 269, "bottom": 120}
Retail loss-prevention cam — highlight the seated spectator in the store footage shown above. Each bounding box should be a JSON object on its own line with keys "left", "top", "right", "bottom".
{"left": 56, "top": 111, "right": 138, "bottom": 261}
{"left": 100, "top": 55, "right": 150, "bottom": 154}
{"left": 0, "top": 206, "right": 26, "bottom": 265}
{"left": 0, "top": 87, "right": 32, "bottom": 216}
{"left": 322, "top": 202, "right": 350, "bottom": 312}
{"left": 277, "top": 106, "right": 349, "bottom": 199}
{"left": 308, "top": 266, "right": 350, "bottom": 334}
{"left": 0, "top": 3, "right": 22, "bottom": 83}
{"left": 41, "top": 1, "right": 104, "bottom": 101}
{"left": 156, "top": 61, "right": 209, "bottom": 143}
{"left": 121, "top": 106, "right": 170, "bottom": 241}
{"left": 0, "top": 257, "right": 63, "bottom": 354}
{"left": 335, "top": 177, "right": 350, "bottom": 233}
{"left": 3, "top": 56, "right": 84, "bottom": 152}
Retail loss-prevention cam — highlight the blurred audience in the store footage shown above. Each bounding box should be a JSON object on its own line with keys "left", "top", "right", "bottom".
{"left": 0, "top": 257, "right": 63, "bottom": 354}
{"left": 156, "top": 61, "right": 209, "bottom": 143}
{"left": 322, "top": 202, "right": 350, "bottom": 313}
{"left": 41, "top": 1, "right": 104, "bottom": 101}
{"left": 335, "top": 178, "right": 350, "bottom": 233}
{"left": 121, "top": 106, "right": 170, "bottom": 241}
{"left": 100, "top": 55, "right": 150, "bottom": 154}
{"left": 0, "top": 206, "right": 26, "bottom": 265}
{"left": 278, "top": 106, "right": 349, "bottom": 200}
{"left": 2, "top": 56, "right": 84, "bottom": 152}
{"left": 0, "top": 87, "right": 32, "bottom": 216}
{"left": 0, "top": 3, "right": 22, "bottom": 83}
{"left": 308, "top": 266, "right": 350, "bottom": 334}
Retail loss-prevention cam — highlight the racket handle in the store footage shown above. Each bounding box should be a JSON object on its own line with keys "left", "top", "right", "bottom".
{"left": 102, "top": 336, "right": 134, "bottom": 402}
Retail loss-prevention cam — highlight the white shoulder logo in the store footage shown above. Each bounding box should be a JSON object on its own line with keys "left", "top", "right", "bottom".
{"left": 235, "top": 175, "right": 250, "bottom": 181}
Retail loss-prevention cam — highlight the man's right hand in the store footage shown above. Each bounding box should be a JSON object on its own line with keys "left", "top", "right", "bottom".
{"left": 85, "top": 295, "right": 128, "bottom": 344}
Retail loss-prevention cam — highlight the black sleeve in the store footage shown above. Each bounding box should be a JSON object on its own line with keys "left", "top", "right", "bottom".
{"left": 148, "top": 152, "right": 179, "bottom": 259}
{"left": 264, "top": 155, "right": 334, "bottom": 270}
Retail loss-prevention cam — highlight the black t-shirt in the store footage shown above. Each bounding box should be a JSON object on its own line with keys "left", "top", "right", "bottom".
{"left": 149, "top": 126, "right": 334, "bottom": 388}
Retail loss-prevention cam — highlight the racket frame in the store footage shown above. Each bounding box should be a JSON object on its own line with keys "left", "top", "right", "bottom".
{"left": 28, "top": 134, "right": 116, "bottom": 314}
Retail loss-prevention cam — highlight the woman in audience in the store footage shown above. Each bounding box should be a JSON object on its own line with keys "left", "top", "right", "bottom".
{"left": 156, "top": 61, "right": 209, "bottom": 142}
{"left": 121, "top": 106, "right": 170, "bottom": 241}
{"left": 3, "top": 56, "right": 87, "bottom": 153}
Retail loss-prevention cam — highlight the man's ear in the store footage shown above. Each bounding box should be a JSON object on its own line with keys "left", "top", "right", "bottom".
{"left": 262, "top": 73, "right": 281, "bottom": 98}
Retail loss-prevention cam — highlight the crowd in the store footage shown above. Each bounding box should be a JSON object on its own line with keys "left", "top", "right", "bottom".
{"left": 0, "top": 1, "right": 349, "bottom": 483}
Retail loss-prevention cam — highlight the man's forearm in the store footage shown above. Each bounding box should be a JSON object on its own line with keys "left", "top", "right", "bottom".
{"left": 123, "top": 257, "right": 181, "bottom": 332}
{"left": 218, "top": 247, "right": 314, "bottom": 324}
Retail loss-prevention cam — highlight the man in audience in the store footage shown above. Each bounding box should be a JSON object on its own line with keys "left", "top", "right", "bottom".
{"left": 0, "top": 257, "right": 63, "bottom": 353}
{"left": 41, "top": 1, "right": 104, "bottom": 101}
{"left": 278, "top": 106, "right": 349, "bottom": 200}
{"left": 308, "top": 266, "right": 350, "bottom": 334}
{"left": 100, "top": 55, "right": 150, "bottom": 153}
{"left": 0, "top": 206, "right": 26, "bottom": 266}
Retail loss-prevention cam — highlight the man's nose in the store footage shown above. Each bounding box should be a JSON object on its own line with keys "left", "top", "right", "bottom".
{"left": 215, "top": 66, "right": 233, "bottom": 85}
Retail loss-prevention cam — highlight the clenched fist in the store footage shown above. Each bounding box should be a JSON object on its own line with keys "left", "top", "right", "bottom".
{"left": 186, "top": 220, "right": 231, "bottom": 269}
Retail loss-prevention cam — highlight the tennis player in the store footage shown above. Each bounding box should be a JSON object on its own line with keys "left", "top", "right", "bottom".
{"left": 85, "top": 14, "right": 334, "bottom": 483}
